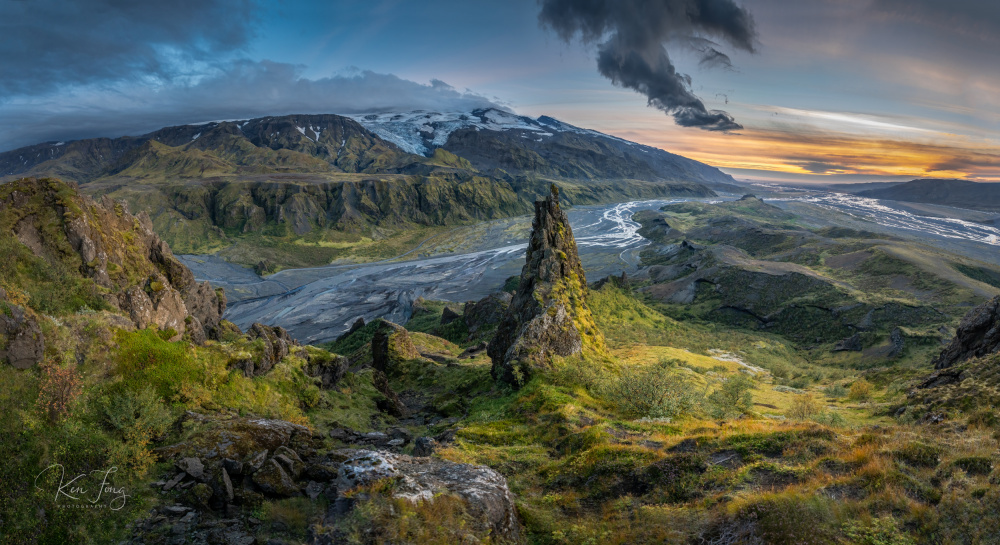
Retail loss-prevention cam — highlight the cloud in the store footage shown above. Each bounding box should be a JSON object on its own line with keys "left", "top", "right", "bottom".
{"left": 0, "top": 0, "right": 259, "bottom": 96}
{"left": 538, "top": 0, "right": 756, "bottom": 131}
{"left": 870, "top": 0, "right": 1000, "bottom": 43}
{"left": 0, "top": 64, "right": 505, "bottom": 151}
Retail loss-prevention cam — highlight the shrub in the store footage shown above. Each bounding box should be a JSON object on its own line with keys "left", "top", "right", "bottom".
{"left": 706, "top": 374, "right": 754, "bottom": 419}
{"left": 812, "top": 411, "right": 846, "bottom": 427}
{"left": 601, "top": 360, "right": 698, "bottom": 419}
{"left": 36, "top": 362, "right": 82, "bottom": 422}
{"left": 787, "top": 394, "right": 821, "bottom": 420}
{"left": 98, "top": 385, "right": 174, "bottom": 473}
{"left": 822, "top": 384, "right": 848, "bottom": 398}
{"left": 849, "top": 379, "right": 874, "bottom": 401}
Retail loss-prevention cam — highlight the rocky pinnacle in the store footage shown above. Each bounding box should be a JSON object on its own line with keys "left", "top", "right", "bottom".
{"left": 488, "top": 185, "right": 605, "bottom": 386}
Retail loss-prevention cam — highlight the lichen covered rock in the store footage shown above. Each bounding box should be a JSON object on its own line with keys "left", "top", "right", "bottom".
{"left": 239, "top": 322, "right": 297, "bottom": 377}
{"left": 155, "top": 415, "right": 312, "bottom": 461}
{"left": 333, "top": 449, "right": 522, "bottom": 542}
{"left": 488, "top": 185, "right": 605, "bottom": 386}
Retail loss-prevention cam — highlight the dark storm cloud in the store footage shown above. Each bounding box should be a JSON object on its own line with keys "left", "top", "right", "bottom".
{"left": 0, "top": 63, "right": 504, "bottom": 151}
{"left": 0, "top": 0, "right": 258, "bottom": 95}
{"left": 538, "top": 0, "right": 757, "bottom": 131}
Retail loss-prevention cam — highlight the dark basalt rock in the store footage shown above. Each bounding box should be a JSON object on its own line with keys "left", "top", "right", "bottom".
{"left": 252, "top": 458, "right": 300, "bottom": 497}
{"left": 833, "top": 333, "right": 863, "bottom": 352}
{"left": 934, "top": 296, "right": 1000, "bottom": 369}
{"left": 304, "top": 353, "right": 349, "bottom": 389}
{"left": 888, "top": 327, "right": 905, "bottom": 358}
{"left": 372, "top": 370, "right": 406, "bottom": 417}
{"left": 487, "top": 185, "right": 604, "bottom": 386}
{"left": 463, "top": 292, "right": 512, "bottom": 339}
{"left": 333, "top": 317, "right": 366, "bottom": 344}
{"left": 440, "top": 306, "right": 462, "bottom": 325}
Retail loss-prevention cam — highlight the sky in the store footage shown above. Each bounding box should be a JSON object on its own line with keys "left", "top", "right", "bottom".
{"left": 1, "top": 0, "right": 998, "bottom": 183}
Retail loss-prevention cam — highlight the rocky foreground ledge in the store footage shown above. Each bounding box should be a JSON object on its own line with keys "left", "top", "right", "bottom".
{"left": 128, "top": 413, "right": 522, "bottom": 544}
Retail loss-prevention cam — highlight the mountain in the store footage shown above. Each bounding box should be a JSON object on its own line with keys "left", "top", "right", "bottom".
{"left": 1, "top": 109, "right": 738, "bottom": 189}
{"left": 0, "top": 111, "right": 736, "bottom": 271}
{"left": 857, "top": 178, "right": 1000, "bottom": 212}
{"left": 348, "top": 108, "right": 742, "bottom": 192}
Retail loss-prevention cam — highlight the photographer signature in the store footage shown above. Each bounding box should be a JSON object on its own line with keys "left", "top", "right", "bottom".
{"left": 34, "top": 464, "right": 130, "bottom": 510}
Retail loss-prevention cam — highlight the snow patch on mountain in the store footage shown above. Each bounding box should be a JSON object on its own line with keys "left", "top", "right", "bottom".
{"left": 345, "top": 108, "right": 631, "bottom": 157}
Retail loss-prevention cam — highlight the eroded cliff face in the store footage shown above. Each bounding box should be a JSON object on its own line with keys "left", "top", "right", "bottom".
{"left": 0, "top": 178, "right": 225, "bottom": 354}
{"left": 487, "top": 185, "right": 605, "bottom": 386}
{"left": 934, "top": 295, "right": 1000, "bottom": 369}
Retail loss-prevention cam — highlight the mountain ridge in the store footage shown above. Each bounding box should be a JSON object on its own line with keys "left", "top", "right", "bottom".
{"left": 857, "top": 178, "right": 1000, "bottom": 212}
{"left": 1, "top": 109, "right": 739, "bottom": 189}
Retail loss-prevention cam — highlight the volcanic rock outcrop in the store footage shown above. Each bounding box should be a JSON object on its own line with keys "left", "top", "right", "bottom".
{"left": 488, "top": 185, "right": 605, "bottom": 386}
{"left": 0, "top": 289, "right": 44, "bottom": 369}
{"left": 0, "top": 178, "right": 226, "bottom": 346}
{"left": 933, "top": 295, "right": 1000, "bottom": 369}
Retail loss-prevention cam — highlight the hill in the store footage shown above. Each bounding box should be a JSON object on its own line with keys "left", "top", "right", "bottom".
{"left": 857, "top": 178, "right": 1000, "bottom": 212}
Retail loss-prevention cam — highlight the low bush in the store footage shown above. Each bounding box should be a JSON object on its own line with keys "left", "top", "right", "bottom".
{"left": 600, "top": 360, "right": 698, "bottom": 419}
{"left": 706, "top": 374, "right": 754, "bottom": 419}
{"left": 787, "top": 394, "right": 822, "bottom": 420}
{"left": 849, "top": 379, "right": 874, "bottom": 401}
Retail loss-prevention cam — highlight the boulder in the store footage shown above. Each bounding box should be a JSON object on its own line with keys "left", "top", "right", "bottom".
{"left": 413, "top": 437, "right": 438, "bottom": 457}
{"left": 252, "top": 458, "right": 300, "bottom": 497}
{"left": 934, "top": 295, "right": 1000, "bottom": 369}
{"left": 155, "top": 415, "right": 312, "bottom": 462}
{"left": 176, "top": 457, "right": 205, "bottom": 481}
{"left": 333, "top": 450, "right": 522, "bottom": 542}
{"left": 463, "top": 292, "right": 512, "bottom": 339}
{"left": 488, "top": 185, "right": 605, "bottom": 386}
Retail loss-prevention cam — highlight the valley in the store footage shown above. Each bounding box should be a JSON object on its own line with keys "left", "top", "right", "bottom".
{"left": 181, "top": 186, "right": 1000, "bottom": 345}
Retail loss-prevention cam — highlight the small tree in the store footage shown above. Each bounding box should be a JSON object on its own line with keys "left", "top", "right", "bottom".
{"left": 99, "top": 385, "right": 173, "bottom": 473}
{"left": 788, "top": 394, "right": 821, "bottom": 420}
{"left": 37, "top": 362, "right": 82, "bottom": 422}
{"left": 706, "top": 374, "right": 755, "bottom": 419}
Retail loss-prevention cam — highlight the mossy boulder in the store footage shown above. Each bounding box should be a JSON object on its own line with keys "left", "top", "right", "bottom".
{"left": 155, "top": 415, "right": 312, "bottom": 462}
{"left": 252, "top": 457, "right": 300, "bottom": 497}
